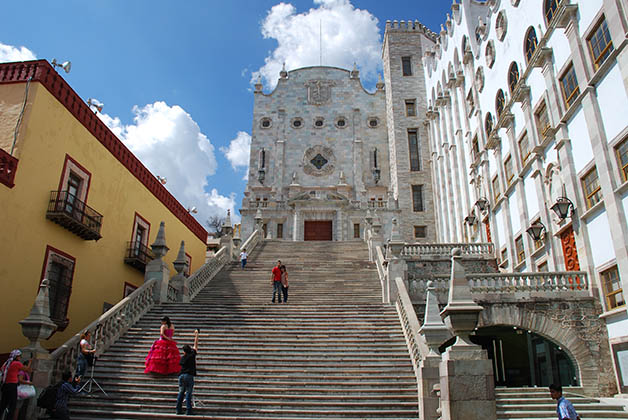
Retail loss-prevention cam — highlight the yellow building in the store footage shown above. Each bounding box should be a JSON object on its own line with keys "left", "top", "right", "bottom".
{"left": 0, "top": 60, "right": 208, "bottom": 356}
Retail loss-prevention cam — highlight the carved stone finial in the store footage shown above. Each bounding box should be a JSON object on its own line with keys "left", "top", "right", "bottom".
{"left": 254, "top": 75, "right": 263, "bottom": 92}
{"left": 173, "top": 241, "right": 188, "bottom": 275}
{"left": 338, "top": 171, "right": 347, "bottom": 185}
{"left": 376, "top": 74, "right": 384, "bottom": 91}
{"left": 280, "top": 62, "right": 288, "bottom": 79}
{"left": 389, "top": 217, "right": 403, "bottom": 242}
{"left": 350, "top": 62, "right": 359, "bottom": 79}
{"left": 19, "top": 279, "right": 57, "bottom": 353}
{"left": 419, "top": 281, "right": 450, "bottom": 356}
{"left": 151, "top": 222, "right": 169, "bottom": 258}
{"left": 365, "top": 209, "right": 373, "bottom": 226}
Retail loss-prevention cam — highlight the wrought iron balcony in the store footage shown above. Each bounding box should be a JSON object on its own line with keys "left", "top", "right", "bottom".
{"left": 46, "top": 191, "right": 103, "bottom": 241}
{"left": 124, "top": 241, "right": 154, "bottom": 271}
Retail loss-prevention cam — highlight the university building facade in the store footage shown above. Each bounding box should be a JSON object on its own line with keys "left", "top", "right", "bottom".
{"left": 241, "top": 0, "right": 628, "bottom": 395}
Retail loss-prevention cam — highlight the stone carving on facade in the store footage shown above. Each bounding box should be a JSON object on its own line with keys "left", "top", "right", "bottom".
{"left": 303, "top": 145, "right": 336, "bottom": 176}
{"left": 305, "top": 80, "right": 335, "bottom": 105}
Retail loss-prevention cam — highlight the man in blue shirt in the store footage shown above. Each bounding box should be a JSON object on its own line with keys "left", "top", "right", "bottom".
{"left": 549, "top": 383, "right": 580, "bottom": 420}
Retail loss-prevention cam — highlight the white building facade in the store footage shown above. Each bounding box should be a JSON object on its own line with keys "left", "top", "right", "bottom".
{"left": 422, "top": 0, "right": 628, "bottom": 394}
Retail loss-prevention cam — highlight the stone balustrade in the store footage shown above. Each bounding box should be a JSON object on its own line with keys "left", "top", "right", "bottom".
{"left": 167, "top": 283, "right": 180, "bottom": 302}
{"left": 468, "top": 271, "right": 589, "bottom": 293}
{"left": 240, "top": 228, "right": 262, "bottom": 254}
{"left": 188, "top": 246, "right": 229, "bottom": 300}
{"left": 402, "top": 243, "right": 494, "bottom": 258}
{"left": 395, "top": 277, "right": 428, "bottom": 379}
{"left": 374, "top": 245, "right": 388, "bottom": 303}
{"left": 50, "top": 279, "right": 159, "bottom": 382}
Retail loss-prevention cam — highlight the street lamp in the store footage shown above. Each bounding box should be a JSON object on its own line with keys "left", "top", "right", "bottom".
{"left": 550, "top": 197, "right": 574, "bottom": 220}
{"left": 526, "top": 221, "right": 546, "bottom": 241}
{"left": 475, "top": 197, "right": 490, "bottom": 212}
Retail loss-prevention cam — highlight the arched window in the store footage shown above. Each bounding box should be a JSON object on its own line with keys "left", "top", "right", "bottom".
{"left": 508, "top": 62, "right": 520, "bottom": 93}
{"left": 495, "top": 11, "right": 507, "bottom": 41}
{"left": 485, "top": 113, "right": 494, "bottom": 137}
{"left": 495, "top": 89, "right": 506, "bottom": 117}
{"left": 525, "top": 27, "right": 538, "bottom": 63}
{"left": 544, "top": 0, "right": 560, "bottom": 24}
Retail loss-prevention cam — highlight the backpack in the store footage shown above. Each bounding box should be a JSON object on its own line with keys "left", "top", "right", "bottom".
{"left": 37, "top": 382, "right": 62, "bottom": 410}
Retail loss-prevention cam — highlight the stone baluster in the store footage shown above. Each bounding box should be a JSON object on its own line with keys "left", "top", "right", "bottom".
{"left": 439, "top": 248, "right": 496, "bottom": 420}
{"left": 171, "top": 241, "right": 191, "bottom": 303}
{"left": 145, "top": 221, "right": 170, "bottom": 303}
{"left": 220, "top": 210, "right": 235, "bottom": 261}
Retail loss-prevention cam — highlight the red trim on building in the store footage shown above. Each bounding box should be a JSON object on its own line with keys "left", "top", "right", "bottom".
{"left": 130, "top": 212, "right": 151, "bottom": 245}
{"left": 123, "top": 282, "right": 138, "bottom": 297}
{"left": 0, "top": 60, "right": 208, "bottom": 243}
{"left": 0, "top": 148, "right": 18, "bottom": 188}
{"left": 57, "top": 154, "right": 92, "bottom": 202}
{"left": 39, "top": 245, "right": 77, "bottom": 333}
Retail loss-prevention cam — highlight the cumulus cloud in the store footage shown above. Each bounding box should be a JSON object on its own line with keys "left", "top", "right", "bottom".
{"left": 0, "top": 42, "right": 37, "bottom": 62}
{"left": 221, "top": 131, "right": 251, "bottom": 177}
{"left": 98, "top": 102, "right": 238, "bottom": 225}
{"left": 252, "top": 0, "right": 382, "bottom": 89}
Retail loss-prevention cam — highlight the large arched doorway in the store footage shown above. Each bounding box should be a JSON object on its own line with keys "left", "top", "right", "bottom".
{"left": 471, "top": 326, "right": 578, "bottom": 387}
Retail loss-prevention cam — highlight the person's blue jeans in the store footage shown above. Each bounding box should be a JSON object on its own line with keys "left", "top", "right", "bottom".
{"left": 272, "top": 281, "right": 283, "bottom": 302}
{"left": 76, "top": 353, "right": 87, "bottom": 378}
{"left": 176, "top": 373, "right": 194, "bottom": 414}
{"left": 241, "top": 259, "right": 247, "bottom": 269}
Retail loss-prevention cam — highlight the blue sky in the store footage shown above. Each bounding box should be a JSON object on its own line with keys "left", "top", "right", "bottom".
{"left": 1, "top": 0, "right": 452, "bottom": 230}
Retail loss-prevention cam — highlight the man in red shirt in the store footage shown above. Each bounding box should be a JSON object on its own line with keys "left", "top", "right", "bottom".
{"left": 0, "top": 349, "right": 32, "bottom": 418}
{"left": 271, "top": 260, "right": 283, "bottom": 303}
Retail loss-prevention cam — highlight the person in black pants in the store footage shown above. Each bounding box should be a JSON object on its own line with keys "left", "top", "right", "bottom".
{"left": 53, "top": 371, "right": 81, "bottom": 419}
{"left": 176, "top": 329, "right": 199, "bottom": 415}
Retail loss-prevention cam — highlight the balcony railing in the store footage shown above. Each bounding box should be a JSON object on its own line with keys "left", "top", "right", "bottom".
{"left": 0, "top": 148, "right": 18, "bottom": 188}
{"left": 46, "top": 191, "right": 103, "bottom": 241}
{"left": 124, "top": 241, "right": 154, "bottom": 271}
{"left": 402, "top": 243, "right": 495, "bottom": 258}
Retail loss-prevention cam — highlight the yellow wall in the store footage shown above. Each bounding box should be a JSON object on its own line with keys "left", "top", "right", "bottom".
{"left": 0, "top": 82, "right": 207, "bottom": 354}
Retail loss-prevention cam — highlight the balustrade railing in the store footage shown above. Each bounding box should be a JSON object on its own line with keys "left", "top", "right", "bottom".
{"left": 374, "top": 245, "right": 388, "bottom": 303}
{"left": 187, "top": 246, "right": 229, "bottom": 300}
{"left": 403, "top": 243, "right": 494, "bottom": 258}
{"left": 51, "top": 279, "right": 159, "bottom": 383}
{"left": 0, "top": 148, "right": 18, "bottom": 188}
{"left": 395, "top": 277, "right": 427, "bottom": 381}
{"left": 240, "top": 228, "right": 262, "bottom": 254}
{"left": 468, "top": 271, "right": 589, "bottom": 293}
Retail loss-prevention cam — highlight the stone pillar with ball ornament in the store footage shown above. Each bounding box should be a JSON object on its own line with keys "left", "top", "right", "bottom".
{"left": 438, "top": 248, "right": 495, "bottom": 420}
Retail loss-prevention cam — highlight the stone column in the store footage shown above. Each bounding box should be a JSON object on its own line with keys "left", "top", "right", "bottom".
{"left": 418, "top": 281, "right": 451, "bottom": 420}
{"left": 439, "top": 249, "right": 495, "bottom": 420}
{"left": 171, "top": 241, "right": 190, "bottom": 303}
{"left": 19, "top": 279, "right": 58, "bottom": 419}
{"left": 145, "top": 222, "right": 170, "bottom": 303}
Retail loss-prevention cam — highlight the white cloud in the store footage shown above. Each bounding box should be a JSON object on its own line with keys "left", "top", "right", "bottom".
{"left": 221, "top": 131, "right": 251, "bottom": 173}
{"left": 252, "top": 0, "right": 382, "bottom": 89}
{"left": 98, "top": 102, "right": 238, "bottom": 226}
{"left": 0, "top": 42, "right": 37, "bottom": 62}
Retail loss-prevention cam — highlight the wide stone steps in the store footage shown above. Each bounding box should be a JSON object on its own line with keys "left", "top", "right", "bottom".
{"left": 70, "top": 241, "right": 416, "bottom": 419}
{"left": 495, "top": 388, "right": 628, "bottom": 420}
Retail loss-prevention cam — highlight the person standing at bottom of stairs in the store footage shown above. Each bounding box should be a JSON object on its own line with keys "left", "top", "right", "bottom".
{"left": 271, "top": 260, "right": 283, "bottom": 303}
{"left": 176, "top": 329, "right": 199, "bottom": 416}
{"left": 549, "top": 383, "right": 580, "bottom": 420}
{"left": 280, "top": 265, "right": 289, "bottom": 303}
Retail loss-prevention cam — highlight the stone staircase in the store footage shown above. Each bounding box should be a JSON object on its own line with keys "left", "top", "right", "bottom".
{"left": 69, "top": 240, "right": 418, "bottom": 419}
{"left": 496, "top": 387, "right": 628, "bottom": 420}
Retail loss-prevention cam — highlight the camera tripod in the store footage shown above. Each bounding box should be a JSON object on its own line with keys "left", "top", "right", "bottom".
{"left": 79, "top": 325, "right": 108, "bottom": 396}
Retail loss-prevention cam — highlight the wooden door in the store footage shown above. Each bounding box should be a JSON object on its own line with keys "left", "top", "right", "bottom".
{"left": 304, "top": 220, "right": 332, "bottom": 241}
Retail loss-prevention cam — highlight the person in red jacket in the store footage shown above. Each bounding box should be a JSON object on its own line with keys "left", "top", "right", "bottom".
{"left": 270, "top": 260, "right": 283, "bottom": 303}
{"left": 0, "top": 349, "right": 33, "bottom": 419}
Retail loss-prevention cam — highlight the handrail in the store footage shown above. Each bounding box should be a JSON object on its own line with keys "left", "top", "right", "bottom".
{"left": 374, "top": 245, "right": 388, "bottom": 303}
{"left": 188, "top": 246, "right": 229, "bottom": 300}
{"left": 395, "top": 277, "right": 428, "bottom": 381}
{"left": 50, "top": 278, "right": 159, "bottom": 383}
{"left": 402, "top": 243, "right": 494, "bottom": 258}
{"left": 240, "top": 228, "right": 262, "bottom": 253}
